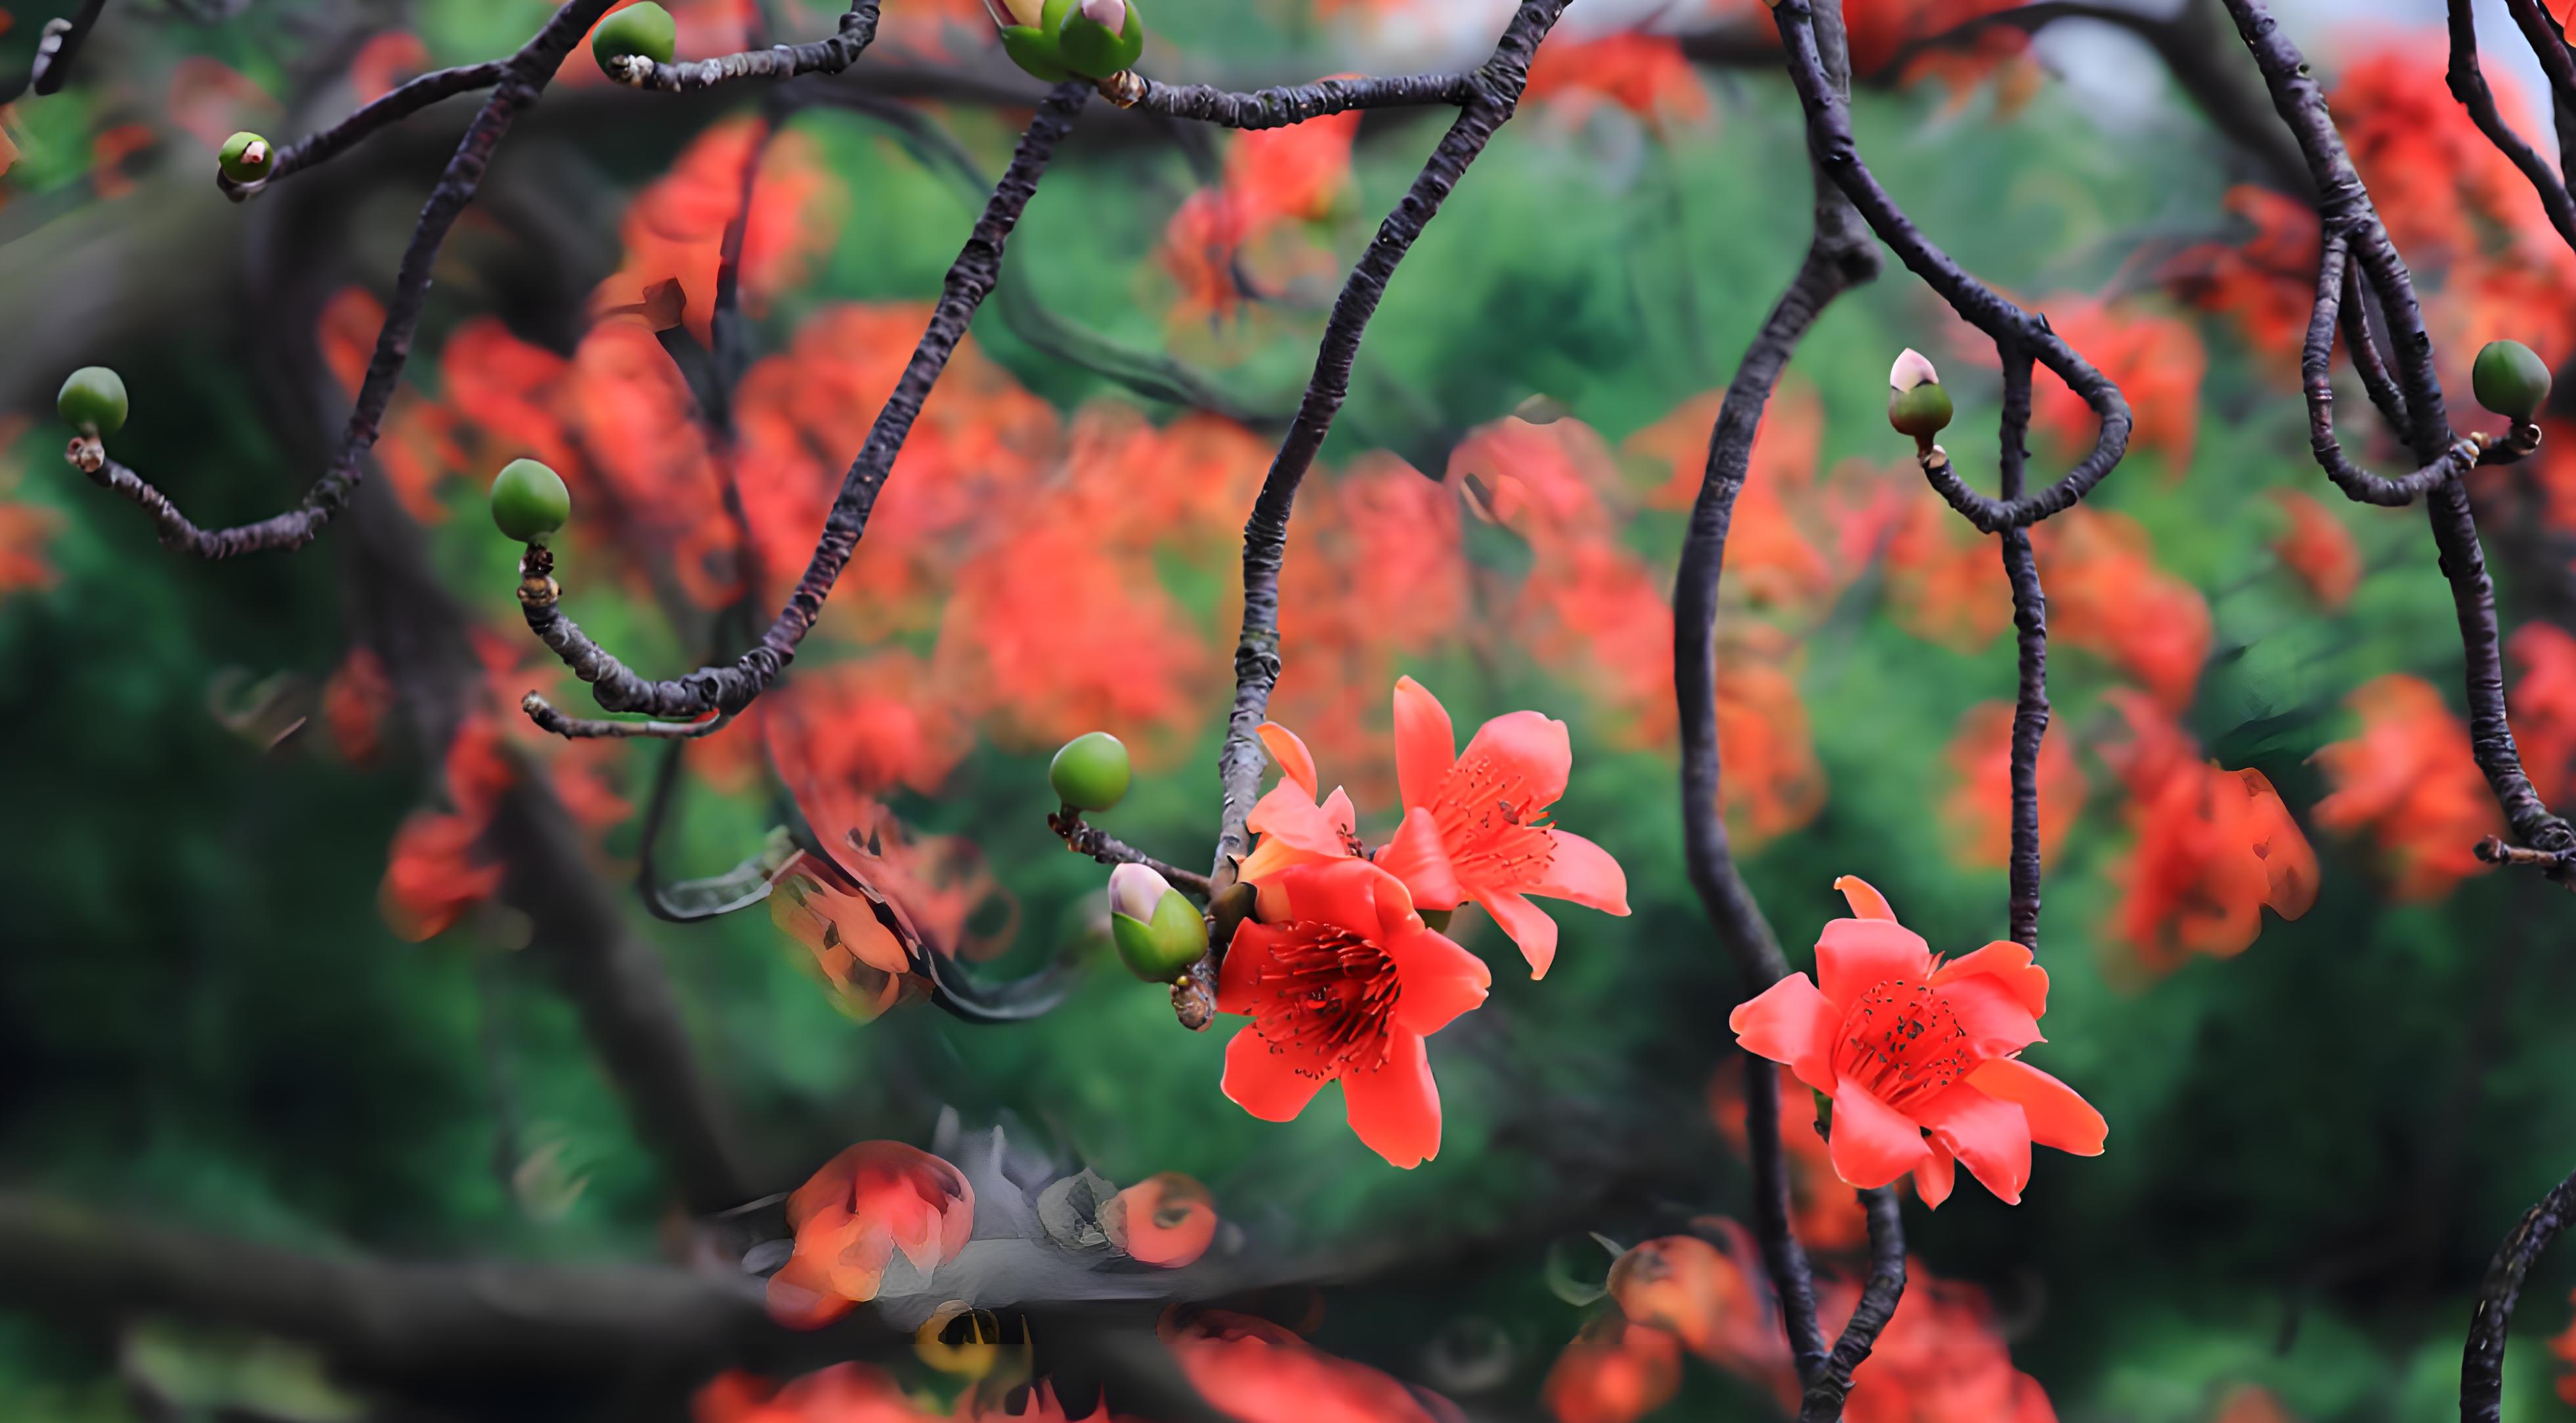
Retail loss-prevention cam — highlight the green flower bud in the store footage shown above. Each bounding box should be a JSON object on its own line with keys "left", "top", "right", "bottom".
{"left": 489, "top": 458, "right": 572, "bottom": 543}
{"left": 218, "top": 131, "right": 275, "bottom": 186}
{"left": 1056, "top": 0, "right": 1144, "bottom": 79}
{"left": 1049, "top": 731, "right": 1131, "bottom": 811}
{"left": 592, "top": 2, "right": 677, "bottom": 75}
{"left": 2474, "top": 339, "right": 2553, "bottom": 423}
{"left": 1887, "top": 347, "right": 1952, "bottom": 441}
{"left": 989, "top": 0, "right": 1075, "bottom": 80}
{"left": 57, "top": 366, "right": 127, "bottom": 437}
{"left": 1109, "top": 864, "right": 1207, "bottom": 983}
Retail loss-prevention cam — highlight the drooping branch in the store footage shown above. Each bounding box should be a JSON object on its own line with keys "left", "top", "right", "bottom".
{"left": 1996, "top": 349, "right": 2050, "bottom": 951}
{"left": 1797, "top": 1187, "right": 1906, "bottom": 1423}
{"left": 2502, "top": 0, "right": 2576, "bottom": 198}
{"left": 605, "top": 0, "right": 880, "bottom": 92}
{"left": 2224, "top": 0, "right": 2576, "bottom": 878}
{"left": 235, "top": 61, "right": 512, "bottom": 195}
{"left": 2300, "top": 236, "right": 2521, "bottom": 507}
{"left": 3, "top": 0, "right": 110, "bottom": 101}
{"left": 2447, "top": 0, "right": 2576, "bottom": 253}
{"left": 70, "top": 0, "right": 620, "bottom": 559}
{"left": 515, "top": 83, "right": 1091, "bottom": 723}
{"left": 1771, "top": 0, "right": 2132, "bottom": 536}
{"left": 2462, "top": 1162, "right": 2576, "bottom": 1422}
{"left": 1210, "top": 0, "right": 1571, "bottom": 884}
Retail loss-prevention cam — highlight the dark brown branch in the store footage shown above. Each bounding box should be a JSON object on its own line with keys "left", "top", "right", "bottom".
{"left": 2338, "top": 255, "right": 2410, "bottom": 435}
{"left": 11, "top": 0, "right": 110, "bottom": 100}
{"left": 607, "top": 0, "right": 880, "bottom": 91}
{"left": 2462, "top": 1163, "right": 2576, "bottom": 1422}
{"left": 1773, "top": 0, "right": 2132, "bottom": 536}
{"left": 1130, "top": 70, "right": 1476, "bottom": 127}
{"left": 1211, "top": 0, "right": 1569, "bottom": 881}
{"left": 2225, "top": 0, "right": 2576, "bottom": 878}
{"left": 1797, "top": 1187, "right": 1906, "bottom": 1423}
{"left": 522, "top": 690, "right": 732, "bottom": 740}
{"left": 1996, "top": 347, "right": 2050, "bottom": 951}
{"left": 517, "top": 83, "right": 1091, "bottom": 724}
{"left": 71, "top": 0, "right": 620, "bottom": 559}
{"left": 1048, "top": 809, "right": 1216, "bottom": 900}
{"left": 234, "top": 61, "right": 513, "bottom": 196}
{"left": 1743, "top": 1057, "right": 1829, "bottom": 1378}
{"left": 2298, "top": 238, "right": 2500, "bottom": 507}
{"left": 2447, "top": 0, "right": 2576, "bottom": 254}
{"left": 2504, "top": 0, "right": 2576, "bottom": 198}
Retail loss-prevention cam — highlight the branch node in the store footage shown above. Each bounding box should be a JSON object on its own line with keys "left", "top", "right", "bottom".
{"left": 1096, "top": 70, "right": 1145, "bottom": 108}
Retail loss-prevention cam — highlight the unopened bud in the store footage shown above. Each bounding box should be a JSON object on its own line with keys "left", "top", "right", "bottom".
{"left": 1107, "top": 862, "right": 1172, "bottom": 924}
{"left": 1887, "top": 347, "right": 1952, "bottom": 442}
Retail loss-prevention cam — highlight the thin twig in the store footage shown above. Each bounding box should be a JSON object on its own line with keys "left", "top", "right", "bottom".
{"left": 605, "top": 0, "right": 880, "bottom": 92}
{"left": 521, "top": 691, "right": 732, "bottom": 740}
{"left": 1048, "top": 809, "right": 1215, "bottom": 900}
{"left": 1129, "top": 70, "right": 1477, "bottom": 127}
{"left": 232, "top": 60, "right": 512, "bottom": 196}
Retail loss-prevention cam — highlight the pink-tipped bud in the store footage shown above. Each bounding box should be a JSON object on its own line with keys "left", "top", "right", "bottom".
{"left": 1080, "top": 0, "right": 1127, "bottom": 28}
{"left": 1889, "top": 347, "right": 1939, "bottom": 393}
{"left": 1109, "top": 862, "right": 1174, "bottom": 922}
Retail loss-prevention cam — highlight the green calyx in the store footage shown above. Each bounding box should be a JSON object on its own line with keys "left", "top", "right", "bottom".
{"left": 489, "top": 458, "right": 572, "bottom": 543}
{"left": 1113, "top": 889, "right": 1207, "bottom": 983}
{"left": 58, "top": 366, "right": 128, "bottom": 437}
{"left": 2473, "top": 339, "right": 2552, "bottom": 423}
{"left": 1888, "top": 381, "right": 1953, "bottom": 441}
{"left": 1049, "top": 731, "right": 1132, "bottom": 812}
{"left": 218, "top": 131, "right": 275, "bottom": 186}
{"left": 1056, "top": 0, "right": 1144, "bottom": 79}
{"left": 592, "top": 2, "right": 677, "bottom": 74}
{"left": 999, "top": 26, "right": 1071, "bottom": 81}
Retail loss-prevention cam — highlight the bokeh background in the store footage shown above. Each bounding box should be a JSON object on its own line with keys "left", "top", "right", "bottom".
{"left": 5, "top": 0, "right": 2576, "bottom": 1420}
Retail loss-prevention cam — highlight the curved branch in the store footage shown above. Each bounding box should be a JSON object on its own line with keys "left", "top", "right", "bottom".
{"left": 1798, "top": 1187, "right": 1906, "bottom": 1423}
{"left": 2338, "top": 255, "right": 2410, "bottom": 435}
{"left": 70, "top": 0, "right": 620, "bottom": 559}
{"left": 2447, "top": 0, "right": 2576, "bottom": 255}
{"left": 2462, "top": 1163, "right": 2576, "bottom": 1422}
{"left": 1211, "top": 0, "right": 1570, "bottom": 883}
{"left": 1771, "top": 0, "right": 2132, "bottom": 535}
{"left": 232, "top": 60, "right": 512, "bottom": 196}
{"left": 606, "top": 0, "right": 880, "bottom": 91}
{"left": 6, "top": 0, "right": 110, "bottom": 101}
{"left": 517, "top": 83, "right": 1092, "bottom": 724}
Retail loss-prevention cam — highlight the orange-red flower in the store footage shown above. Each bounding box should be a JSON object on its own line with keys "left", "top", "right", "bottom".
{"left": 2029, "top": 295, "right": 2204, "bottom": 475}
{"left": 2272, "top": 489, "right": 2362, "bottom": 612}
{"left": 322, "top": 646, "right": 394, "bottom": 768}
{"left": 771, "top": 865, "right": 920, "bottom": 1022}
{"left": 695, "top": 1365, "right": 934, "bottom": 1423}
{"left": 0, "top": 499, "right": 59, "bottom": 599}
{"left": 2312, "top": 673, "right": 2503, "bottom": 901}
{"left": 1940, "top": 700, "right": 2083, "bottom": 872}
{"left": 2548, "top": 1285, "right": 2576, "bottom": 1405}
{"left": 2161, "top": 185, "right": 2319, "bottom": 370}
{"left": 1543, "top": 1315, "right": 1683, "bottom": 1423}
{"left": 1825, "top": 1267, "right": 2057, "bottom": 1423}
{"left": 767, "top": 1142, "right": 974, "bottom": 1329}
{"left": 2099, "top": 692, "right": 2316, "bottom": 973}
{"left": 1218, "top": 859, "right": 1490, "bottom": 1169}
{"left": 1369, "top": 676, "right": 1630, "bottom": 977}
{"left": 1711, "top": 1063, "right": 1873, "bottom": 1254}
{"left": 1102, "top": 1172, "right": 1218, "bottom": 1268}
{"left": 1606, "top": 1234, "right": 1784, "bottom": 1377}
{"left": 2509, "top": 622, "right": 2576, "bottom": 805}
{"left": 1728, "top": 878, "right": 2105, "bottom": 1206}
{"left": 2035, "top": 507, "right": 2210, "bottom": 711}
{"left": 378, "top": 717, "right": 515, "bottom": 942}
{"left": 1525, "top": 33, "right": 1710, "bottom": 133}
{"left": 1164, "top": 1309, "right": 1446, "bottom": 1423}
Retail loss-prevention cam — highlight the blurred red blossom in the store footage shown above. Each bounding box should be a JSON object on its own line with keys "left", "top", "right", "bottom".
{"left": 378, "top": 716, "right": 515, "bottom": 942}
{"left": 2312, "top": 673, "right": 2502, "bottom": 901}
{"left": 2161, "top": 184, "right": 2318, "bottom": 369}
{"left": 1824, "top": 1267, "right": 2057, "bottom": 1423}
{"left": 1629, "top": 382, "right": 1835, "bottom": 612}
{"left": 695, "top": 1364, "right": 934, "bottom": 1423}
{"left": 2510, "top": 622, "right": 2576, "bottom": 804}
{"left": 2212, "top": 1385, "right": 2300, "bottom": 1423}
{"left": 1102, "top": 1172, "right": 1218, "bottom": 1268}
{"left": 2271, "top": 489, "right": 2361, "bottom": 612}
{"left": 762, "top": 653, "right": 971, "bottom": 801}
{"left": 1941, "top": 700, "right": 2082, "bottom": 872}
{"left": 767, "top": 1142, "right": 974, "bottom": 1329}
{"left": 2034, "top": 507, "right": 2210, "bottom": 711}
{"left": 770, "top": 862, "right": 920, "bottom": 1022}
{"left": 0, "top": 498, "right": 60, "bottom": 599}
{"left": 1714, "top": 631, "right": 1829, "bottom": 847}
{"left": 2097, "top": 692, "right": 2315, "bottom": 973}
{"left": 1165, "top": 1307, "right": 1448, "bottom": 1423}
{"left": 2029, "top": 295, "right": 2204, "bottom": 475}
{"left": 1858, "top": 463, "right": 2013, "bottom": 651}
{"left": 1606, "top": 1233, "right": 1784, "bottom": 1376}
{"left": 1218, "top": 859, "right": 1490, "bottom": 1169}
{"left": 1543, "top": 1315, "right": 1682, "bottom": 1423}
{"left": 596, "top": 117, "right": 847, "bottom": 345}
{"left": 167, "top": 56, "right": 278, "bottom": 149}
{"left": 1711, "top": 1061, "right": 1876, "bottom": 1254}
{"left": 323, "top": 646, "right": 395, "bottom": 767}
{"left": 1730, "top": 876, "right": 2105, "bottom": 1206}
{"left": 1525, "top": 33, "right": 1709, "bottom": 132}
{"left": 348, "top": 31, "right": 429, "bottom": 104}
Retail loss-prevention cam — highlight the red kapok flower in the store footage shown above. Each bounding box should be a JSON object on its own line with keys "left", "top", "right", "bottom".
{"left": 1218, "top": 859, "right": 1491, "bottom": 1169}
{"left": 1727, "top": 878, "right": 2105, "bottom": 1206}
{"left": 1164, "top": 1308, "right": 1448, "bottom": 1423}
{"left": 1543, "top": 1315, "right": 1683, "bottom": 1423}
{"left": 1606, "top": 1234, "right": 1783, "bottom": 1377}
{"left": 1374, "top": 675, "right": 1631, "bottom": 978}
{"left": 695, "top": 1364, "right": 935, "bottom": 1423}
{"left": 767, "top": 1142, "right": 974, "bottom": 1329}
{"left": 1102, "top": 1172, "right": 1218, "bottom": 1268}
{"left": 2271, "top": 490, "right": 2362, "bottom": 612}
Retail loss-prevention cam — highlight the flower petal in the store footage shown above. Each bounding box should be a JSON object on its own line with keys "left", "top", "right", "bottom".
{"left": 1222, "top": 1025, "right": 1329, "bottom": 1122}
{"left": 1216, "top": 921, "right": 1285, "bottom": 1015}
{"left": 1379, "top": 805, "right": 1464, "bottom": 910}
{"left": 1727, "top": 974, "right": 1838, "bottom": 1095}
{"left": 1931, "top": 940, "right": 2050, "bottom": 1019}
{"left": 1320, "top": 786, "right": 1359, "bottom": 838}
{"left": 1237, "top": 833, "right": 1332, "bottom": 886}
{"left": 1457, "top": 710, "right": 1572, "bottom": 807}
{"left": 1814, "top": 917, "right": 1935, "bottom": 1012}
{"left": 1257, "top": 721, "right": 1319, "bottom": 797}
{"left": 1965, "top": 1057, "right": 2107, "bottom": 1156}
{"left": 1533, "top": 829, "right": 1629, "bottom": 914}
{"left": 1916, "top": 1083, "right": 2032, "bottom": 1205}
{"left": 1385, "top": 924, "right": 1490, "bottom": 1036}
{"left": 1341, "top": 1029, "right": 1441, "bottom": 1168}
{"left": 1393, "top": 675, "right": 1459, "bottom": 816}
{"left": 1833, "top": 875, "right": 1897, "bottom": 922}
{"left": 1825, "top": 1080, "right": 1931, "bottom": 1189}
{"left": 1283, "top": 859, "right": 1394, "bottom": 939}
{"left": 1479, "top": 887, "right": 1562, "bottom": 979}
{"left": 1935, "top": 973, "right": 2044, "bottom": 1059}
{"left": 767, "top": 1248, "right": 857, "bottom": 1330}
{"left": 1913, "top": 1139, "right": 1956, "bottom": 1210}
{"left": 1247, "top": 780, "right": 1347, "bottom": 856}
